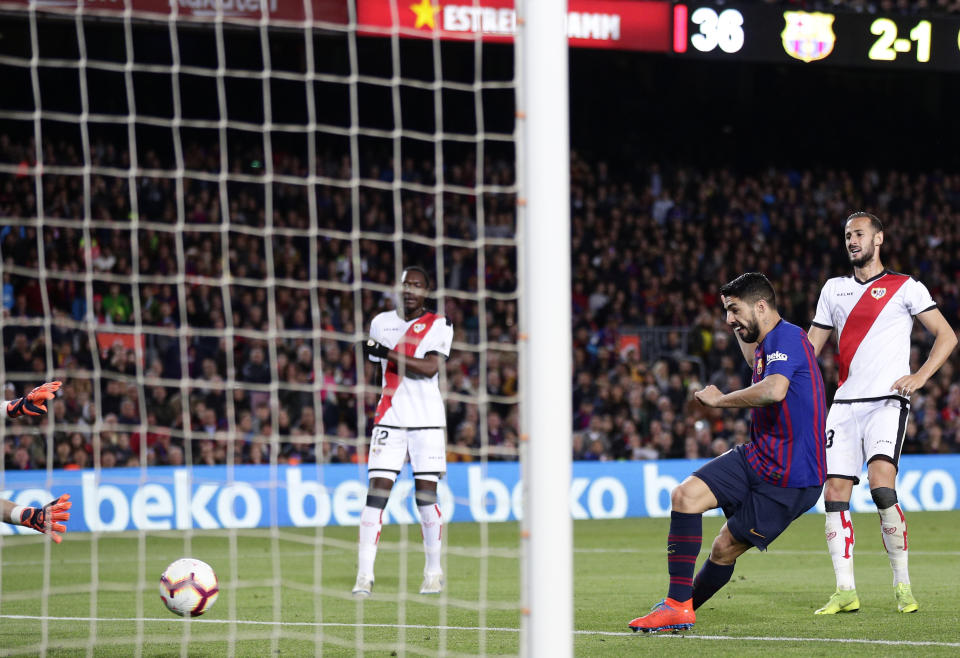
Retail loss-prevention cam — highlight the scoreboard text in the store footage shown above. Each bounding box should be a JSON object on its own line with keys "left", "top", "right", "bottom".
{"left": 672, "top": 3, "right": 960, "bottom": 70}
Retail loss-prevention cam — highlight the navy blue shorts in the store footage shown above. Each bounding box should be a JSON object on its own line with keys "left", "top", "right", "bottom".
{"left": 693, "top": 445, "right": 823, "bottom": 551}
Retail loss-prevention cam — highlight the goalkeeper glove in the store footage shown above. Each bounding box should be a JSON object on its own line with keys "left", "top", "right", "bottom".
{"left": 362, "top": 338, "right": 391, "bottom": 360}
{"left": 7, "top": 381, "right": 62, "bottom": 418}
{"left": 14, "top": 494, "right": 72, "bottom": 543}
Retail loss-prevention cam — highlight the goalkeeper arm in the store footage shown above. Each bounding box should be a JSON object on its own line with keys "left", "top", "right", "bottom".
{"left": 6, "top": 381, "right": 62, "bottom": 418}
{"left": 2, "top": 494, "right": 72, "bottom": 543}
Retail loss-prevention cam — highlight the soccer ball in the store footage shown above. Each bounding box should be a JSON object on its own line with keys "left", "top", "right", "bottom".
{"left": 159, "top": 558, "right": 219, "bottom": 617}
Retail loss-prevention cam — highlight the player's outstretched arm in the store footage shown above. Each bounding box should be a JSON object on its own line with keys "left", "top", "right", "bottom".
{"left": 6, "top": 381, "right": 62, "bottom": 418}
{"left": 695, "top": 374, "right": 789, "bottom": 409}
{"left": 1, "top": 494, "right": 72, "bottom": 543}
{"left": 891, "top": 308, "right": 958, "bottom": 396}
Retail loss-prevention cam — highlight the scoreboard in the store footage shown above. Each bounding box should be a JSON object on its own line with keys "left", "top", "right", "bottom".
{"left": 671, "top": 3, "right": 960, "bottom": 71}
{"left": 15, "top": 0, "right": 960, "bottom": 70}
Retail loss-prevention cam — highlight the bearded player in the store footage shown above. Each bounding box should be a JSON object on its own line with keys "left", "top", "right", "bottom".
{"left": 807, "top": 212, "right": 956, "bottom": 615}
{"left": 629, "top": 273, "right": 826, "bottom": 633}
{"left": 2, "top": 381, "right": 72, "bottom": 541}
{"left": 352, "top": 266, "right": 453, "bottom": 597}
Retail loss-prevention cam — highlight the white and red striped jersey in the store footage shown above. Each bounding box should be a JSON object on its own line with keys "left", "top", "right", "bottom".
{"left": 368, "top": 309, "right": 453, "bottom": 428}
{"left": 813, "top": 270, "right": 936, "bottom": 402}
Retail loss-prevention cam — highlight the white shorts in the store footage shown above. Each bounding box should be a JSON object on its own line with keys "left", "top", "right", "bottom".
{"left": 366, "top": 426, "right": 447, "bottom": 481}
{"left": 825, "top": 399, "right": 909, "bottom": 484}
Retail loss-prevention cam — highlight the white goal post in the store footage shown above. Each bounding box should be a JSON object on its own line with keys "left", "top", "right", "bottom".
{"left": 517, "top": 1, "right": 574, "bottom": 656}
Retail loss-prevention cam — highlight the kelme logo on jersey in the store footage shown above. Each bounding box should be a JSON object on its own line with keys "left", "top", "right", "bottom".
{"left": 767, "top": 351, "right": 788, "bottom": 364}
{"left": 781, "top": 11, "right": 836, "bottom": 63}
{"left": 871, "top": 287, "right": 887, "bottom": 300}
{"left": 413, "top": 323, "right": 427, "bottom": 333}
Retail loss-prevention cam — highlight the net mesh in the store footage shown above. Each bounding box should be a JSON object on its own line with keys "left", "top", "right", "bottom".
{"left": 0, "top": 0, "right": 520, "bottom": 653}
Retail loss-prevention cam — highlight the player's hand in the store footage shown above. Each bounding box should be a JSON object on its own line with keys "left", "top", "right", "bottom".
{"left": 362, "top": 338, "right": 391, "bottom": 360}
{"left": 695, "top": 385, "right": 724, "bottom": 408}
{"left": 19, "top": 494, "right": 71, "bottom": 543}
{"left": 891, "top": 373, "right": 927, "bottom": 398}
{"left": 7, "top": 381, "right": 62, "bottom": 418}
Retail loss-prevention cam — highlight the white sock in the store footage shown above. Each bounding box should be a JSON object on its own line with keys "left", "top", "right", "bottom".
{"left": 419, "top": 504, "right": 443, "bottom": 575}
{"left": 825, "top": 510, "right": 856, "bottom": 590}
{"left": 878, "top": 504, "right": 910, "bottom": 586}
{"left": 357, "top": 505, "right": 383, "bottom": 578}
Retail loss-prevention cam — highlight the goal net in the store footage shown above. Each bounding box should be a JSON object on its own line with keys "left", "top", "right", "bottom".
{"left": 0, "top": 0, "right": 570, "bottom": 654}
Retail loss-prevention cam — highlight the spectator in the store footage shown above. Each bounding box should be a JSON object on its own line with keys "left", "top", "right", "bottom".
{"left": 4, "top": 133, "right": 959, "bottom": 471}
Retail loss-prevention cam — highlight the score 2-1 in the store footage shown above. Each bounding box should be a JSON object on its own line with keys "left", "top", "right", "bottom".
{"left": 869, "top": 18, "right": 932, "bottom": 63}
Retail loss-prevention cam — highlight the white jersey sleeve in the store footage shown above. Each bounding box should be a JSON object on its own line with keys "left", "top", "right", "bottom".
{"left": 419, "top": 319, "right": 453, "bottom": 359}
{"left": 903, "top": 278, "right": 936, "bottom": 316}
{"left": 813, "top": 278, "right": 835, "bottom": 328}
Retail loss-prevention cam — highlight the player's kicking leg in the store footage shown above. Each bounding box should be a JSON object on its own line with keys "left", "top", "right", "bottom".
{"left": 629, "top": 521, "right": 752, "bottom": 633}
{"left": 628, "top": 476, "right": 715, "bottom": 633}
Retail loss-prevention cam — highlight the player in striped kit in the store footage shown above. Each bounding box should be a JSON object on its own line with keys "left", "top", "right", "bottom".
{"left": 352, "top": 266, "right": 454, "bottom": 597}
{"left": 629, "top": 272, "right": 826, "bottom": 633}
{"left": 807, "top": 212, "right": 956, "bottom": 615}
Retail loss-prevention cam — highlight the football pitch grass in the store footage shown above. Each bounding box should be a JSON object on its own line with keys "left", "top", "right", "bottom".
{"left": 1, "top": 511, "right": 959, "bottom": 656}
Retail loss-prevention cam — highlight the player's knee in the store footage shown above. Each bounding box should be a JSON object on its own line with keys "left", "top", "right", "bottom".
{"left": 414, "top": 489, "right": 437, "bottom": 507}
{"left": 710, "top": 534, "right": 739, "bottom": 565}
{"left": 870, "top": 486, "right": 898, "bottom": 509}
{"left": 670, "top": 483, "right": 699, "bottom": 513}
{"left": 366, "top": 474, "right": 396, "bottom": 508}
{"left": 824, "top": 479, "right": 853, "bottom": 501}
{"left": 867, "top": 458, "right": 897, "bottom": 486}
{"left": 365, "top": 493, "right": 389, "bottom": 510}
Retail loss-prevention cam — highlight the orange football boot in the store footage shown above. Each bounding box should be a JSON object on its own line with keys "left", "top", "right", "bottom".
{"left": 628, "top": 598, "right": 695, "bottom": 633}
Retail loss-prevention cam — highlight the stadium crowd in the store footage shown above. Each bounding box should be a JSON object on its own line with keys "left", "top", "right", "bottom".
{"left": 2, "top": 134, "right": 959, "bottom": 471}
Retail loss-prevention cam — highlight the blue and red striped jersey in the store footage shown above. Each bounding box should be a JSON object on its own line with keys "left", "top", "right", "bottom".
{"left": 744, "top": 319, "right": 827, "bottom": 488}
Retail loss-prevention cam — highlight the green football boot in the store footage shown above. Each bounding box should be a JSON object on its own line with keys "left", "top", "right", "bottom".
{"left": 814, "top": 589, "right": 861, "bottom": 614}
{"left": 895, "top": 583, "right": 919, "bottom": 613}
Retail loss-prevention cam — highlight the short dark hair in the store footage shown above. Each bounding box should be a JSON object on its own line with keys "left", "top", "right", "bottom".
{"left": 845, "top": 211, "right": 883, "bottom": 233}
{"left": 719, "top": 272, "right": 777, "bottom": 310}
{"left": 402, "top": 265, "right": 432, "bottom": 289}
